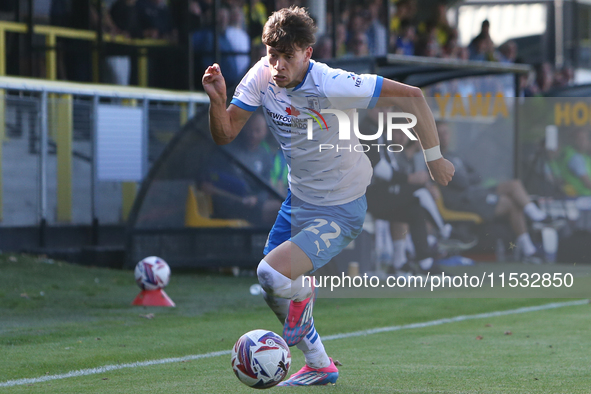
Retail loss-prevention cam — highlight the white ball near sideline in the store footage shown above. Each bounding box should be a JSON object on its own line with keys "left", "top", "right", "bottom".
{"left": 134, "top": 256, "right": 171, "bottom": 291}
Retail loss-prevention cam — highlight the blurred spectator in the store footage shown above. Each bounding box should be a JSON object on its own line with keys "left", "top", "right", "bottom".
{"left": 244, "top": 0, "right": 267, "bottom": 45}
{"left": 390, "top": 0, "right": 416, "bottom": 35}
{"left": 520, "top": 70, "right": 539, "bottom": 97}
{"left": 364, "top": 108, "right": 445, "bottom": 276}
{"left": 227, "top": 5, "right": 250, "bottom": 77}
{"left": 554, "top": 64, "right": 575, "bottom": 88}
{"left": 498, "top": 40, "right": 518, "bottom": 63}
{"left": 469, "top": 36, "right": 494, "bottom": 61}
{"left": 441, "top": 28, "right": 465, "bottom": 59}
{"left": 93, "top": 2, "right": 130, "bottom": 84}
{"left": 438, "top": 122, "right": 549, "bottom": 263}
{"left": 335, "top": 23, "right": 348, "bottom": 58}
{"left": 136, "top": 0, "right": 180, "bottom": 88}
{"left": 270, "top": 150, "right": 289, "bottom": 196}
{"left": 347, "top": 11, "right": 369, "bottom": 41}
{"left": 136, "top": 0, "right": 176, "bottom": 41}
{"left": 313, "top": 35, "right": 333, "bottom": 60}
{"left": 394, "top": 19, "right": 415, "bottom": 56}
{"left": 110, "top": 0, "right": 141, "bottom": 37}
{"left": 192, "top": 6, "right": 240, "bottom": 86}
{"left": 535, "top": 62, "right": 554, "bottom": 94}
{"left": 106, "top": 0, "right": 141, "bottom": 85}
{"left": 345, "top": 32, "right": 369, "bottom": 57}
{"left": 367, "top": 0, "right": 387, "bottom": 56}
{"left": 561, "top": 128, "right": 591, "bottom": 195}
{"left": 468, "top": 20, "right": 495, "bottom": 61}
{"left": 432, "top": 2, "right": 453, "bottom": 47}
{"left": 416, "top": 23, "right": 441, "bottom": 57}
{"left": 229, "top": 113, "right": 273, "bottom": 180}
{"left": 90, "top": 0, "right": 120, "bottom": 34}
{"left": 169, "top": 0, "right": 205, "bottom": 44}
{"left": 223, "top": 112, "right": 282, "bottom": 225}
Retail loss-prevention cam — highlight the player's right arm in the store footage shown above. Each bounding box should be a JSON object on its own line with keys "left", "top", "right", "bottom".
{"left": 202, "top": 63, "right": 252, "bottom": 145}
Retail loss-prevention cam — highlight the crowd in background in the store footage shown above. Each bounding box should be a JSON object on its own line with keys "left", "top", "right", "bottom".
{"left": 0, "top": 0, "right": 577, "bottom": 92}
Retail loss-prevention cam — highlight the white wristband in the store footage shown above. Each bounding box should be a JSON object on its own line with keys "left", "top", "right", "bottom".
{"left": 423, "top": 145, "right": 442, "bottom": 162}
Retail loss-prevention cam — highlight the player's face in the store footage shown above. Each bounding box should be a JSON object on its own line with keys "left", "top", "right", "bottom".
{"left": 267, "top": 46, "right": 313, "bottom": 88}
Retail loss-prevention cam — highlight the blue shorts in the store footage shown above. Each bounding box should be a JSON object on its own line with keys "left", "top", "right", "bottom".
{"left": 263, "top": 190, "right": 367, "bottom": 272}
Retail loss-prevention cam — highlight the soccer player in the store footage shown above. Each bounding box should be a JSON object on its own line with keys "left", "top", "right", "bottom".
{"left": 202, "top": 6, "right": 454, "bottom": 386}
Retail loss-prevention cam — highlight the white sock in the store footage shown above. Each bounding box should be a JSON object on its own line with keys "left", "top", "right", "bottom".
{"left": 257, "top": 260, "right": 291, "bottom": 322}
{"left": 392, "top": 239, "right": 407, "bottom": 269}
{"left": 258, "top": 260, "right": 323, "bottom": 368}
{"left": 419, "top": 257, "right": 434, "bottom": 270}
{"left": 524, "top": 202, "right": 547, "bottom": 221}
{"left": 261, "top": 289, "right": 289, "bottom": 323}
{"left": 517, "top": 233, "right": 536, "bottom": 256}
{"left": 296, "top": 322, "right": 330, "bottom": 369}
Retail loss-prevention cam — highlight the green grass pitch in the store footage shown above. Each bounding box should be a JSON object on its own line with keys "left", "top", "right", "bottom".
{"left": 0, "top": 253, "right": 589, "bottom": 393}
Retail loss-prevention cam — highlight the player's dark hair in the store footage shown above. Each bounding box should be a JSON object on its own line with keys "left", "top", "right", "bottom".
{"left": 262, "top": 6, "right": 317, "bottom": 54}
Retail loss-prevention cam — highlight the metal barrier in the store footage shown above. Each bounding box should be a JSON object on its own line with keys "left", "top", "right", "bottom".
{"left": 0, "top": 21, "right": 168, "bottom": 86}
{"left": 0, "top": 76, "right": 209, "bottom": 231}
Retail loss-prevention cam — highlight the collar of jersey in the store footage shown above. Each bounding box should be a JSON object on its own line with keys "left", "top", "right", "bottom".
{"left": 288, "top": 61, "right": 314, "bottom": 92}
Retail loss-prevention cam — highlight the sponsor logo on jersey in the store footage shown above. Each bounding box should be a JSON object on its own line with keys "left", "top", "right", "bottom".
{"left": 286, "top": 106, "right": 300, "bottom": 116}
{"left": 264, "top": 107, "right": 308, "bottom": 132}
{"left": 347, "top": 73, "right": 363, "bottom": 87}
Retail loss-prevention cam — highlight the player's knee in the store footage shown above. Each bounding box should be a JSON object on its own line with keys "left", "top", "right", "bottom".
{"left": 257, "top": 259, "right": 291, "bottom": 298}
{"left": 257, "top": 259, "right": 313, "bottom": 301}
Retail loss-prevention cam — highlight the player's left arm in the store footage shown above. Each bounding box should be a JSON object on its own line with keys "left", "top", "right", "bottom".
{"left": 377, "top": 78, "right": 455, "bottom": 186}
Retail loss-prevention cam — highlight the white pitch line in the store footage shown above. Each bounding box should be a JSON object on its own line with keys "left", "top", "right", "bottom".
{"left": 322, "top": 299, "right": 589, "bottom": 341}
{"left": 1, "top": 299, "right": 588, "bottom": 388}
{"left": 0, "top": 350, "right": 232, "bottom": 388}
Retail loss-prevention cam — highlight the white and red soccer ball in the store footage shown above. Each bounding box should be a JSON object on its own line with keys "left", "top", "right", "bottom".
{"left": 231, "top": 329, "right": 291, "bottom": 389}
{"left": 134, "top": 256, "right": 171, "bottom": 291}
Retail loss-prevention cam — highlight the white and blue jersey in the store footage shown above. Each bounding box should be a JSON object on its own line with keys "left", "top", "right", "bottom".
{"left": 231, "top": 57, "right": 383, "bottom": 206}
{"left": 230, "top": 57, "right": 383, "bottom": 270}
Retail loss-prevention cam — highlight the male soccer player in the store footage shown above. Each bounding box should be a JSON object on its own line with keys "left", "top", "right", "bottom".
{"left": 202, "top": 6, "right": 454, "bottom": 386}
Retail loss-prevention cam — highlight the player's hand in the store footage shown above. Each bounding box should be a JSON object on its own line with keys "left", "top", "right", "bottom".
{"left": 426, "top": 157, "right": 455, "bottom": 186}
{"left": 202, "top": 63, "right": 227, "bottom": 104}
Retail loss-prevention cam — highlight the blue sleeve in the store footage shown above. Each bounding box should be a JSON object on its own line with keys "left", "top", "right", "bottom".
{"left": 230, "top": 98, "right": 258, "bottom": 112}
{"left": 368, "top": 76, "right": 384, "bottom": 109}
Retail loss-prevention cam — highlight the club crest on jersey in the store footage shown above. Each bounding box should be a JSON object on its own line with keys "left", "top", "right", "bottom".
{"left": 307, "top": 97, "right": 320, "bottom": 111}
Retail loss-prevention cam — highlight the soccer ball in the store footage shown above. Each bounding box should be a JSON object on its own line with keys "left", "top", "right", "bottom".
{"left": 134, "top": 256, "right": 171, "bottom": 291}
{"left": 231, "top": 329, "right": 291, "bottom": 389}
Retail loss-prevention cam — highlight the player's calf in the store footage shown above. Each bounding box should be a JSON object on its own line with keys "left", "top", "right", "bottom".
{"left": 257, "top": 259, "right": 315, "bottom": 346}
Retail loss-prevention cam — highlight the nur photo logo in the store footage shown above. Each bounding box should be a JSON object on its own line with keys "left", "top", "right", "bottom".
{"left": 304, "top": 109, "right": 418, "bottom": 152}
